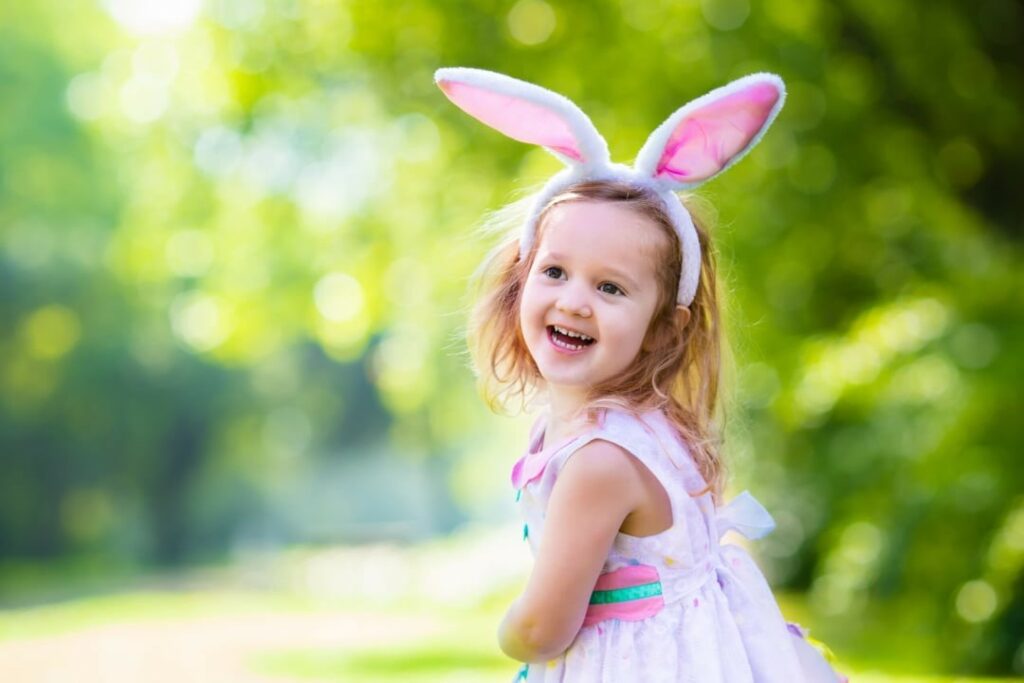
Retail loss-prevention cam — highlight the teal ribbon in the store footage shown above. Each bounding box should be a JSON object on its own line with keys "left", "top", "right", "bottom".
{"left": 589, "top": 580, "right": 662, "bottom": 605}
{"left": 515, "top": 663, "right": 529, "bottom": 680}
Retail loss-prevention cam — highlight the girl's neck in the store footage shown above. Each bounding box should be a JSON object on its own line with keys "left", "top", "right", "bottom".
{"left": 544, "top": 388, "right": 597, "bottom": 444}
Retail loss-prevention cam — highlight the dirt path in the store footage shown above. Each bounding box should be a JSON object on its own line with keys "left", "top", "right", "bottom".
{"left": 0, "top": 609, "right": 441, "bottom": 682}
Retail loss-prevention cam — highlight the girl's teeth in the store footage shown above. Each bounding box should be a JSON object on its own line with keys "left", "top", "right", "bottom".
{"left": 549, "top": 327, "right": 589, "bottom": 350}
{"left": 553, "top": 336, "right": 583, "bottom": 350}
{"left": 554, "top": 326, "right": 593, "bottom": 342}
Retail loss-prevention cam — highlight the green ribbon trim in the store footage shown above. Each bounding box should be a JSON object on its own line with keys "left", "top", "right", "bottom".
{"left": 589, "top": 580, "right": 663, "bottom": 605}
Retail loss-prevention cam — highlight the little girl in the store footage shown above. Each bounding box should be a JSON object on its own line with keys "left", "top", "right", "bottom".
{"left": 436, "top": 68, "right": 850, "bottom": 683}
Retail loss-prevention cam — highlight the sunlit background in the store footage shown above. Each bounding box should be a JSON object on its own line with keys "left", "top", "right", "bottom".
{"left": 1, "top": 0, "right": 1022, "bottom": 681}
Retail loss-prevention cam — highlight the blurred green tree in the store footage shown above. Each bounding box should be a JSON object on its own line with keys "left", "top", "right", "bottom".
{"left": 0, "top": 0, "right": 1020, "bottom": 674}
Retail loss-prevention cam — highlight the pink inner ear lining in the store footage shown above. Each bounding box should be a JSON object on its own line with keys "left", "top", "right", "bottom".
{"left": 655, "top": 82, "right": 781, "bottom": 182}
{"left": 439, "top": 79, "right": 584, "bottom": 162}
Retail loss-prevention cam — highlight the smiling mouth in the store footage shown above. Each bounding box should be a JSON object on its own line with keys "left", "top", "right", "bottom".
{"left": 547, "top": 325, "right": 596, "bottom": 351}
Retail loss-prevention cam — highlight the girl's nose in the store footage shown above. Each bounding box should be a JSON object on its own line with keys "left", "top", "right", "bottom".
{"left": 555, "top": 284, "right": 593, "bottom": 317}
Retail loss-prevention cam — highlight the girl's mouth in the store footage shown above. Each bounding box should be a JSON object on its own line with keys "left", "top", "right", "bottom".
{"left": 547, "top": 325, "right": 596, "bottom": 354}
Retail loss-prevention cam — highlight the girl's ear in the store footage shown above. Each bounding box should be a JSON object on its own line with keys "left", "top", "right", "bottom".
{"left": 674, "top": 305, "right": 692, "bottom": 330}
{"left": 435, "top": 67, "right": 610, "bottom": 169}
{"left": 634, "top": 73, "right": 785, "bottom": 190}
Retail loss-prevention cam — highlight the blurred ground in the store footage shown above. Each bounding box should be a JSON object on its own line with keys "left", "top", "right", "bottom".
{"left": 0, "top": 607, "right": 440, "bottom": 682}
{"left": 0, "top": 525, "right": 1016, "bottom": 682}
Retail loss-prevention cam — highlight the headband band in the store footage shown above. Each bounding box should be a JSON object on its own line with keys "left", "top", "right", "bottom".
{"left": 434, "top": 68, "right": 785, "bottom": 306}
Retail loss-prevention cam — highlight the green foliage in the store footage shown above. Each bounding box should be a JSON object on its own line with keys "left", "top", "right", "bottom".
{"left": 0, "top": 0, "right": 1021, "bottom": 674}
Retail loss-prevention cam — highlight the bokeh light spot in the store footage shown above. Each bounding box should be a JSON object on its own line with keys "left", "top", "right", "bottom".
{"left": 194, "top": 126, "right": 244, "bottom": 177}
{"left": 209, "top": 0, "right": 267, "bottom": 30}
{"left": 371, "top": 331, "right": 432, "bottom": 413}
{"left": 888, "top": 354, "right": 958, "bottom": 403}
{"left": 103, "top": 0, "right": 202, "bottom": 35}
{"left": 949, "top": 323, "right": 999, "bottom": 369}
{"left": 701, "top": 0, "right": 750, "bottom": 31}
{"left": 839, "top": 521, "right": 883, "bottom": 566}
{"left": 956, "top": 579, "right": 998, "bottom": 623}
{"left": 132, "top": 41, "right": 180, "bottom": 83}
{"left": 294, "top": 129, "right": 387, "bottom": 224}
{"left": 119, "top": 76, "right": 169, "bottom": 123}
{"left": 866, "top": 183, "right": 913, "bottom": 234}
{"left": 22, "top": 305, "right": 81, "bottom": 360}
{"left": 937, "top": 137, "right": 984, "bottom": 188}
{"left": 65, "top": 73, "right": 105, "bottom": 121}
{"left": 170, "top": 292, "right": 233, "bottom": 352}
{"left": 314, "top": 272, "right": 364, "bottom": 323}
{"left": 948, "top": 49, "right": 995, "bottom": 100}
{"left": 166, "top": 229, "right": 215, "bottom": 277}
{"left": 507, "top": 0, "right": 557, "bottom": 46}
{"left": 793, "top": 298, "right": 951, "bottom": 419}
{"left": 316, "top": 317, "right": 370, "bottom": 362}
{"left": 1001, "top": 511, "right": 1024, "bottom": 552}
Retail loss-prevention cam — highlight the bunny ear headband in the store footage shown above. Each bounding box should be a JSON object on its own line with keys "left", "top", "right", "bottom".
{"left": 434, "top": 67, "right": 785, "bottom": 306}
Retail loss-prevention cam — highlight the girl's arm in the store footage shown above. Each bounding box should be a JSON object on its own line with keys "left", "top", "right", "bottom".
{"left": 498, "top": 439, "right": 646, "bottom": 663}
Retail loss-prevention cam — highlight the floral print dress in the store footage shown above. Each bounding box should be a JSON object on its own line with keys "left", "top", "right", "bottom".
{"left": 509, "top": 406, "right": 849, "bottom": 683}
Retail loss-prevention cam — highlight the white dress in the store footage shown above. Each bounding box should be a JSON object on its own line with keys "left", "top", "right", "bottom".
{"left": 509, "top": 406, "right": 848, "bottom": 682}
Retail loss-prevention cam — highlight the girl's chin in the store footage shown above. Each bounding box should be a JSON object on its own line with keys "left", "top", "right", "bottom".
{"left": 537, "top": 366, "right": 607, "bottom": 389}
{"left": 540, "top": 374, "right": 589, "bottom": 387}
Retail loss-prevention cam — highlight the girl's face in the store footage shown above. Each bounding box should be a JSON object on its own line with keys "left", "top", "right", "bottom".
{"left": 518, "top": 200, "right": 665, "bottom": 402}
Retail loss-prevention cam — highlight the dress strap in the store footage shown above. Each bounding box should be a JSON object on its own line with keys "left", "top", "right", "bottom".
{"left": 554, "top": 408, "right": 694, "bottom": 528}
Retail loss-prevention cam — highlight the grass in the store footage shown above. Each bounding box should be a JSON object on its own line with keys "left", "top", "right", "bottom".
{"left": 254, "top": 633, "right": 512, "bottom": 682}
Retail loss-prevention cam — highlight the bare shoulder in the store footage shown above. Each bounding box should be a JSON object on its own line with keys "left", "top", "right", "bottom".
{"left": 559, "top": 438, "right": 646, "bottom": 508}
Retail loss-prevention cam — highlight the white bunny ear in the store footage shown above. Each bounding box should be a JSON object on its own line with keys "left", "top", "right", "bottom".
{"left": 635, "top": 73, "right": 785, "bottom": 190}
{"left": 435, "top": 67, "right": 610, "bottom": 169}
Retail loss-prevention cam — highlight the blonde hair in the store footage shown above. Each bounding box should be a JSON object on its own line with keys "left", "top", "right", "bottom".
{"left": 465, "top": 179, "right": 728, "bottom": 503}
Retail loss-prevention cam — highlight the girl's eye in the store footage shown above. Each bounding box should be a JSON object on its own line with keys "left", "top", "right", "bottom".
{"left": 599, "top": 282, "right": 624, "bottom": 296}
{"left": 542, "top": 266, "right": 563, "bottom": 279}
